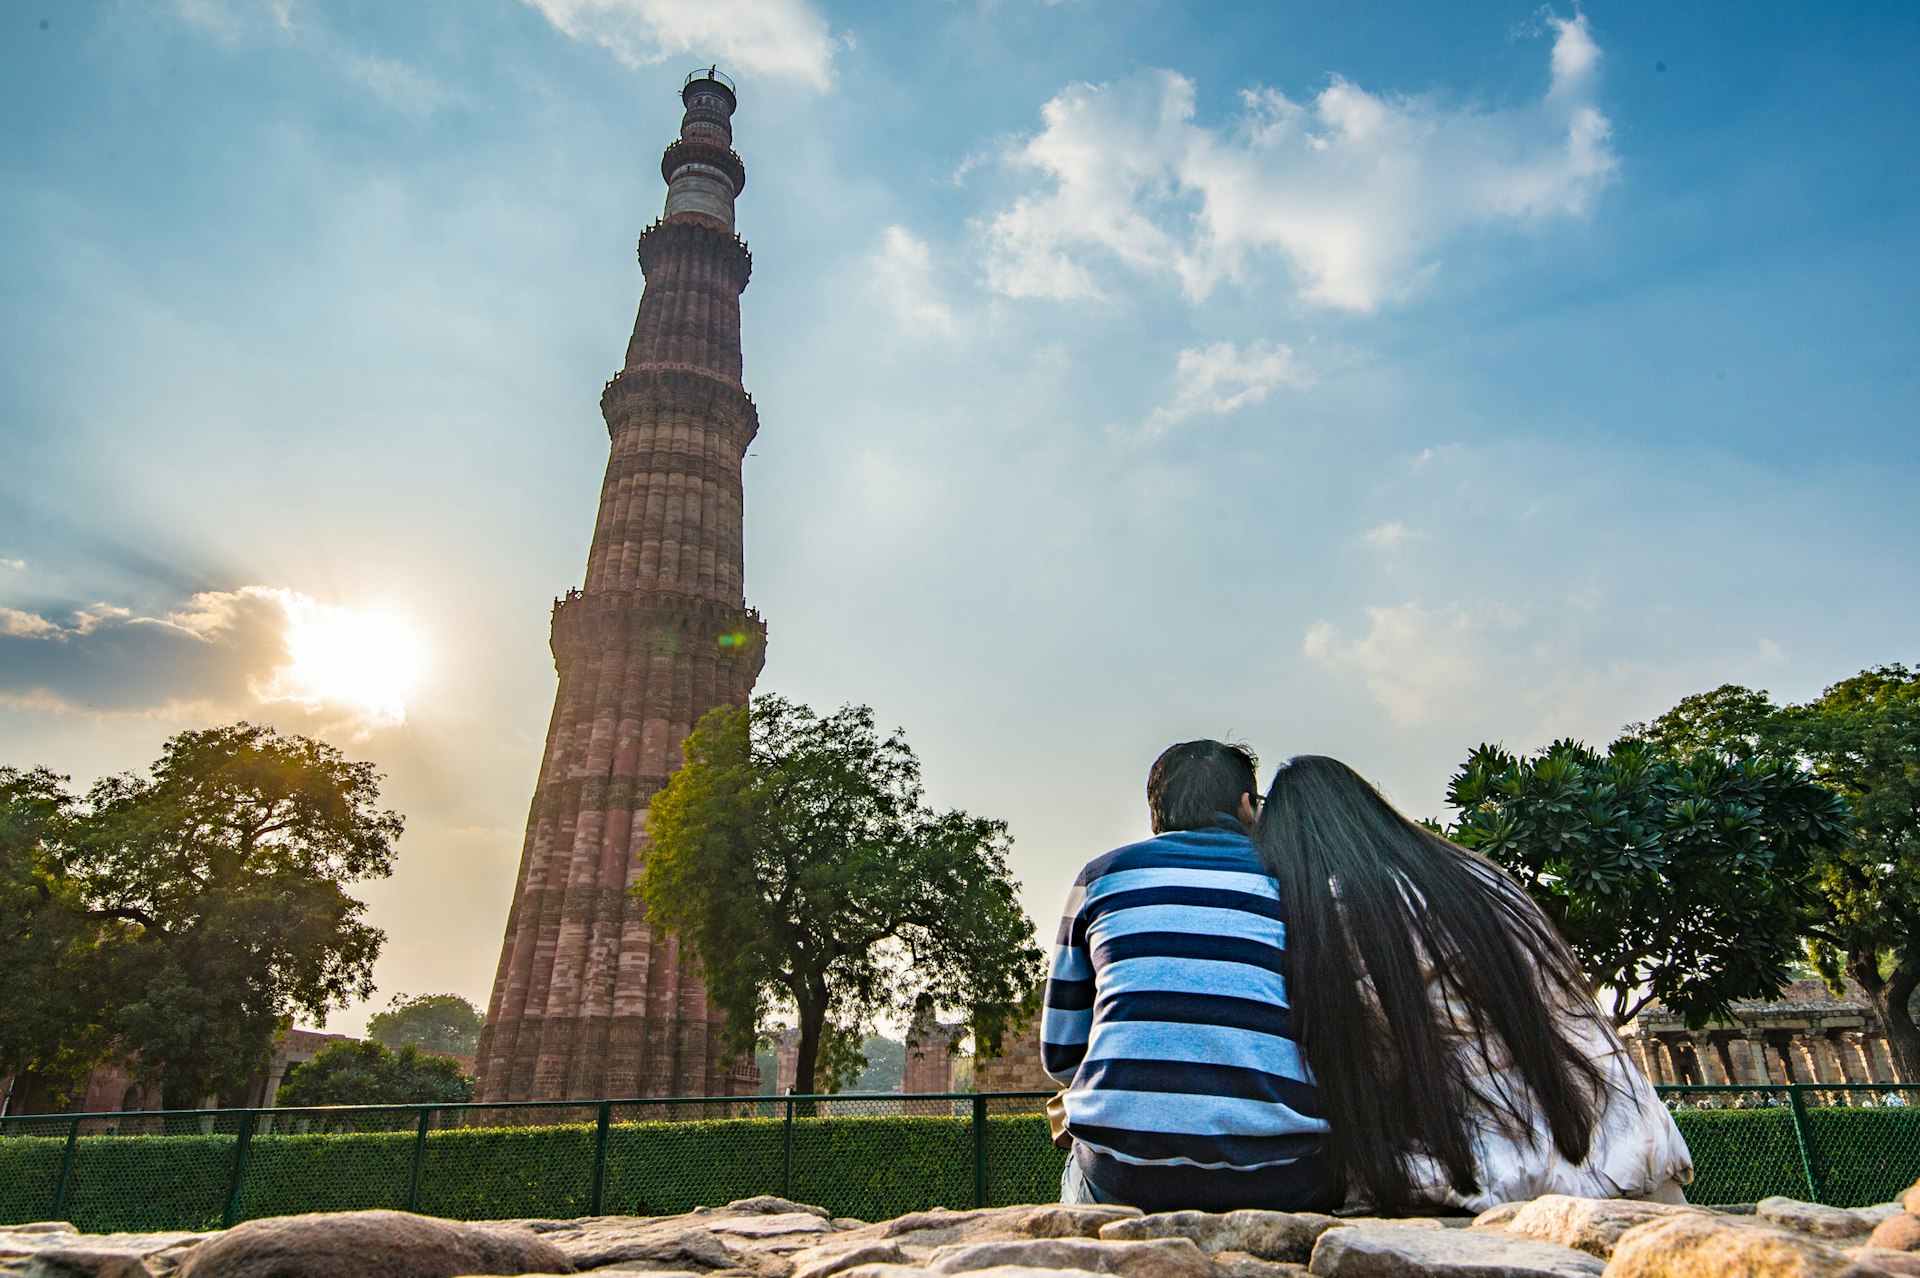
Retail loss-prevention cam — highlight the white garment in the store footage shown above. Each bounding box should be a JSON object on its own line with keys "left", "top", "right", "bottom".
{"left": 1389, "top": 909, "right": 1694, "bottom": 1211}
{"left": 1396, "top": 1002, "right": 1694, "bottom": 1211}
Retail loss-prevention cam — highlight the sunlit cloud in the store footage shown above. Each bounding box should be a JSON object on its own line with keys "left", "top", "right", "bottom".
{"left": 982, "top": 13, "right": 1615, "bottom": 310}
{"left": 522, "top": 0, "right": 847, "bottom": 92}
{"left": 1360, "top": 522, "right": 1426, "bottom": 550}
{"left": 872, "top": 226, "right": 957, "bottom": 336}
{"left": 0, "top": 586, "right": 426, "bottom": 732}
{"left": 1144, "top": 339, "right": 1309, "bottom": 434}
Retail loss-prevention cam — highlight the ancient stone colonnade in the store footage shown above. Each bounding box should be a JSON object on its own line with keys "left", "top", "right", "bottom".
{"left": 1619, "top": 980, "right": 1905, "bottom": 1088}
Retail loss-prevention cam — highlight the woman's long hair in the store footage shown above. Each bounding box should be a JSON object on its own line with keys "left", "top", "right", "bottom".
{"left": 1251, "top": 755, "right": 1608, "bottom": 1210}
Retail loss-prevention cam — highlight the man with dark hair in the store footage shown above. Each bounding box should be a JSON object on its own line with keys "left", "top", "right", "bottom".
{"left": 1040, "top": 740, "right": 1330, "bottom": 1210}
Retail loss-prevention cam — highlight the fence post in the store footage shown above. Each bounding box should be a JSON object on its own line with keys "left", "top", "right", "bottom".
{"left": 971, "top": 1093, "right": 989, "bottom": 1209}
{"left": 222, "top": 1110, "right": 257, "bottom": 1229}
{"left": 781, "top": 1094, "right": 795, "bottom": 1198}
{"left": 589, "top": 1102, "right": 612, "bottom": 1216}
{"left": 50, "top": 1116, "right": 80, "bottom": 1221}
{"left": 1786, "top": 1085, "right": 1824, "bottom": 1203}
{"left": 406, "top": 1107, "right": 432, "bottom": 1212}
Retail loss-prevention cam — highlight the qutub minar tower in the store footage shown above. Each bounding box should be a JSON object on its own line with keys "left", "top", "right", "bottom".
{"left": 475, "top": 70, "right": 764, "bottom": 1102}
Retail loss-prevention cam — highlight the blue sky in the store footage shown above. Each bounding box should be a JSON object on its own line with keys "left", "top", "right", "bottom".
{"left": 3, "top": 0, "right": 1916, "bottom": 1035}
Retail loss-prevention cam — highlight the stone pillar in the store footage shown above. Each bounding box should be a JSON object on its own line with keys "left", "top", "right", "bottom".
{"left": 1830, "top": 1033, "right": 1857, "bottom": 1084}
{"left": 1751, "top": 1028, "right": 1774, "bottom": 1082}
{"left": 1865, "top": 1035, "right": 1897, "bottom": 1085}
{"left": 1764, "top": 1031, "right": 1800, "bottom": 1084}
{"left": 1712, "top": 1028, "right": 1743, "bottom": 1082}
{"left": 1791, "top": 1035, "right": 1826, "bottom": 1088}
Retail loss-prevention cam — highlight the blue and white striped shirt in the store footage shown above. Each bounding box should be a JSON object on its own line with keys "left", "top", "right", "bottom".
{"left": 1042, "top": 815, "right": 1332, "bottom": 1211}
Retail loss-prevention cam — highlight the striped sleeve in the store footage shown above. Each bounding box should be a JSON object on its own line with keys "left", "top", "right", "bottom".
{"left": 1040, "top": 874, "right": 1093, "bottom": 1085}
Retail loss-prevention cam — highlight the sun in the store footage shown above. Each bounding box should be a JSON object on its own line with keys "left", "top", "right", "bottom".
{"left": 274, "top": 602, "right": 429, "bottom": 728}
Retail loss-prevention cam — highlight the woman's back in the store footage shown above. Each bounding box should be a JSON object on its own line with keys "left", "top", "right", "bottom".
{"left": 1250, "top": 755, "right": 1692, "bottom": 1211}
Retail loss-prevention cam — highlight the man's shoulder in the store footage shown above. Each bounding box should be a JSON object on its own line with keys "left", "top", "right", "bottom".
{"left": 1078, "top": 820, "right": 1258, "bottom": 884}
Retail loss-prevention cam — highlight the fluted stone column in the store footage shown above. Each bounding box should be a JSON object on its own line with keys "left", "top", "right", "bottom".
{"left": 475, "top": 71, "right": 766, "bottom": 1103}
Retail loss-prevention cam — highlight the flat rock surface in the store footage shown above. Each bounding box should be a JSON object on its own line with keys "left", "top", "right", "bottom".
{"left": 1306, "top": 1226, "right": 1604, "bottom": 1277}
{"left": 1869, "top": 1216, "right": 1920, "bottom": 1252}
{"left": 1482, "top": 1195, "right": 1705, "bottom": 1258}
{"left": 791, "top": 1240, "right": 912, "bottom": 1278}
{"left": 1101, "top": 1213, "right": 1340, "bottom": 1265}
{"left": 172, "top": 1210, "right": 570, "bottom": 1278}
{"left": 1016, "top": 1210, "right": 1141, "bottom": 1241}
{"left": 1758, "top": 1198, "right": 1876, "bottom": 1241}
{"left": 926, "top": 1237, "right": 1212, "bottom": 1278}
{"left": 19, "top": 1191, "right": 1920, "bottom": 1278}
{"left": 1606, "top": 1213, "right": 1862, "bottom": 1278}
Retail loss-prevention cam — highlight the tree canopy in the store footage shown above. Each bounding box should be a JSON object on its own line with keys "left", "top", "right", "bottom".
{"left": 1447, "top": 735, "right": 1850, "bottom": 1027}
{"left": 276, "top": 1039, "right": 473, "bottom": 1108}
{"left": 0, "top": 723, "right": 401, "bottom": 1109}
{"left": 1639, "top": 666, "right": 1920, "bottom": 1081}
{"left": 366, "top": 993, "right": 484, "bottom": 1057}
{"left": 641, "top": 696, "right": 1044, "bottom": 1097}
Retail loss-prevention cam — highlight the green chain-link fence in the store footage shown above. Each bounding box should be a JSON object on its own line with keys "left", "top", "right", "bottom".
{"left": 2, "top": 1086, "right": 1915, "bottom": 1231}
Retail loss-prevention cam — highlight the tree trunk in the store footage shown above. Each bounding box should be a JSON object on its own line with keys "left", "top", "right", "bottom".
{"left": 793, "top": 996, "right": 827, "bottom": 1116}
{"left": 1847, "top": 949, "right": 1920, "bottom": 1085}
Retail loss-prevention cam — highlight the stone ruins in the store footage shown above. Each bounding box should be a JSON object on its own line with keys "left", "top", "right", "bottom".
{"left": 1618, "top": 980, "right": 1906, "bottom": 1089}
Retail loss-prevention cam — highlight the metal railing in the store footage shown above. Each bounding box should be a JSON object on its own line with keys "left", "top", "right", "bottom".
{"left": 1656, "top": 1083, "right": 1919, "bottom": 1209}
{"left": 1, "top": 1085, "right": 1915, "bottom": 1233}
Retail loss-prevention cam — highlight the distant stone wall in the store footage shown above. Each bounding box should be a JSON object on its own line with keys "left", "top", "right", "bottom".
{"left": 973, "top": 1010, "right": 1054, "bottom": 1095}
{"left": 1620, "top": 979, "right": 1904, "bottom": 1086}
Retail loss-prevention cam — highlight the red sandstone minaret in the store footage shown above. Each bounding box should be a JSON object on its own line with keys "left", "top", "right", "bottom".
{"left": 475, "top": 70, "right": 765, "bottom": 1102}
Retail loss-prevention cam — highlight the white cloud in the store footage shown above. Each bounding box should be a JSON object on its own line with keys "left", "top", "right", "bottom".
{"left": 982, "top": 13, "right": 1616, "bottom": 310}
{"left": 344, "top": 52, "right": 464, "bottom": 116}
{"left": 1, "top": 608, "right": 60, "bottom": 639}
{"left": 169, "top": 0, "right": 295, "bottom": 43}
{"left": 1, "top": 559, "right": 26, "bottom": 571}
{"left": 0, "top": 586, "right": 419, "bottom": 732}
{"left": 1305, "top": 600, "right": 1527, "bottom": 728}
{"left": 1360, "top": 521, "right": 1425, "bottom": 550}
{"left": 168, "top": 1, "right": 458, "bottom": 116}
{"left": 872, "top": 226, "right": 956, "bottom": 336}
{"left": 1145, "top": 339, "right": 1307, "bottom": 433}
{"left": 522, "top": 0, "right": 845, "bottom": 92}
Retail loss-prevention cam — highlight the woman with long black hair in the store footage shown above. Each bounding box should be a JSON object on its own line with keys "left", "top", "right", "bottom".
{"left": 1249, "top": 755, "right": 1692, "bottom": 1212}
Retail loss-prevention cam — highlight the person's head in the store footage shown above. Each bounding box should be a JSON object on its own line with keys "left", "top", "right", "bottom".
{"left": 1250, "top": 755, "right": 1608, "bottom": 1211}
{"left": 1146, "top": 739, "right": 1259, "bottom": 833}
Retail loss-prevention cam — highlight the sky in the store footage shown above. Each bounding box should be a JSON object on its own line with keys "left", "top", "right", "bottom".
{"left": 3, "top": 0, "right": 1916, "bottom": 1038}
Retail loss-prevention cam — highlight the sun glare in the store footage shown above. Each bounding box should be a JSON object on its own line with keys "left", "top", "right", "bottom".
{"left": 272, "top": 602, "right": 429, "bottom": 728}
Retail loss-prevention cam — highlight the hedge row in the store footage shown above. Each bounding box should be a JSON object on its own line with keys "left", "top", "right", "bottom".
{"left": 1, "top": 1108, "right": 1914, "bottom": 1232}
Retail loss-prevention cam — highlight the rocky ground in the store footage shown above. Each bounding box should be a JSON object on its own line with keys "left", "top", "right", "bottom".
{"left": 5, "top": 1181, "right": 1920, "bottom": 1278}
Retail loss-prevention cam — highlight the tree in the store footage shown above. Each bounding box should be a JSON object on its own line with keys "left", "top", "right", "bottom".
{"left": 0, "top": 723, "right": 401, "bottom": 1108}
{"left": 1446, "top": 736, "right": 1850, "bottom": 1027}
{"left": 366, "top": 994, "right": 484, "bottom": 1057}
{"left": 641, "top": 697, "right": 1045, "bottom": 1098}
{"left": 849, "top": 1035, "right": 906, "bottom": 1093}
{"left": 276, "top": 1039, "right": 473, "bottom": 1108}
{"left": 1643, "top": 668, "right": 1920, "bottom": 1081}
{"left": 0, "top": 768, "right": 125, "bottom": 1105}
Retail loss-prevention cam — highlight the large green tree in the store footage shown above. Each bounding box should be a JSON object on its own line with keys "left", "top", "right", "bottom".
{"left": 0, "top": 724, "right": 401, "bottom": 1108}
{"left": 366, "top": 993, "right": 484, "bottom": 1057}
{"left": 1447, "top": 736, "right": 1850, "bottom": 1027}
{"left": 276, "top": 1039, "right": 473, "bottom": 1108}
{"left": 641, "top": 696, "right": 1044, "bottom": 1097}
{"left": 0, "top": 767, "right": 125, "bottom": 1105}
{"left": 1640, "top": 666, "right": 1920, "bottom": 1081}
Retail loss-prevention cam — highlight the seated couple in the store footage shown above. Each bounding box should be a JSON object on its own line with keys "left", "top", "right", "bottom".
{"left": 1042, "top": 740, "right": 1693, "bottom": 1215}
